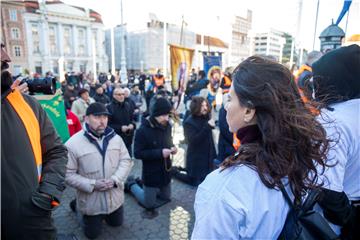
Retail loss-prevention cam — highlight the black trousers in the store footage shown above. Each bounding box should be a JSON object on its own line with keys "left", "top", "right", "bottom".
{"left": 82, "top": 206, "right": 123, "bottom": 239}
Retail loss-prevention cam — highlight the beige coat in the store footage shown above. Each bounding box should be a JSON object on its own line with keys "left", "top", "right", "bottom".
{"left": 71, "top": 97, "right": 95, "bottom": 124}
{"left": 65, "top": 129, "right": 133, "bottom": 216}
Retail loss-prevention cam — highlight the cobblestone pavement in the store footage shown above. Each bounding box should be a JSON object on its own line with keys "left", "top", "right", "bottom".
{"left": 54, "top": 123, "right": 207, "bottom": 240}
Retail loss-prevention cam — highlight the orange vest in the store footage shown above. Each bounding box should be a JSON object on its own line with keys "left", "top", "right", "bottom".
{"left": 153, "top": 75, "right": 165, "bottom": 87}
{"left": 232, "top": 133, "right": 241, "bottom": 150}
{"left": 294, "top": 65, "right": 319, "bottom": 115}
{"left": 221, "top": 76, "right": 232, "bottom": 93}
{"left": 7, "top": 90, "right": 43, "bottom": 182}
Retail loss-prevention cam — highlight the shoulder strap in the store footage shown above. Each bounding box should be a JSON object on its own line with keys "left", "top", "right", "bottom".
{"left": 7, "top": 90, "right": 42, "bottom": 181}
{"left": 279, "top": 185, "right": 295, "bottom": 210}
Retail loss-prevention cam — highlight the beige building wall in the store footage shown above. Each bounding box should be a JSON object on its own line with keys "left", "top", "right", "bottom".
{"left": 1, "top": 1, "right": 28, "bottom": 75}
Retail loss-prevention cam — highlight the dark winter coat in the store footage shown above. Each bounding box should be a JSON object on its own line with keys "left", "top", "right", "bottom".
{"left": 106, "top": 100, "right": 135, "bottom": 149}
{"left": 134, "top": 117, "right": 173, "bottom": 187}
{"left": 183, "top": 114, "right": 216, "bottom": 181}
{"left": 1, "top": 90, "right": 68, "bottom": 239}
{"left": 93, "top": 93, "right": 110, "bottom": 105}
{"left": 218, "top": 105, "right": 236, "bottom": 162}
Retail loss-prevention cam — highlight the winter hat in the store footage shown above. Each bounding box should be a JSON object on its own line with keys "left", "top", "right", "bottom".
{"left": 312, "top": 44, "right": 360, "bottom": 105}
{"left": 86, "top": 102, "right": 111, "bottom": 116}
{"left": 150, "top": 97, "right": 172, "bottom": 117}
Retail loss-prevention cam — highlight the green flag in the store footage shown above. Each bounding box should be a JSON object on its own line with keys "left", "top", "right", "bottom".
{"left": 34, "top": 89, "right": 70, "bottom": 143}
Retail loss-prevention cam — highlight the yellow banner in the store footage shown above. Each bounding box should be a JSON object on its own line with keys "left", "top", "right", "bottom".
{"left": 169, "top": 44, "right": 194, "bottom": 93}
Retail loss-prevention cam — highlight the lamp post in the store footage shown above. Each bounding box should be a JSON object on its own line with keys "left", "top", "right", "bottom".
{"left": 120, "top": 0, "right": 127, "bottom": 84}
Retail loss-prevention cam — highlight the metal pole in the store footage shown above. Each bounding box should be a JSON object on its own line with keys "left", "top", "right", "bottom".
{"left": 312, "top": 0, "right": 320, "bottom": 50}
{"left": 179, "top": 15, "right": 184, "bottom": 46}
{"left": 111, "top": 27, "right": 115, "bottom": 75}
{"left": 163, "top": 21, "right": 167, "bottom": 77}
{"left": 120, "top": 0, "right": 127, "bottom": 84}
{"left": 344, "top": 8, "right": 350, "bottom": 37}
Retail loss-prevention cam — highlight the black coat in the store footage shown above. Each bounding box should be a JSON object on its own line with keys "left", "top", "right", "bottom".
{"left": 218, "top": 105, "right": 236, "bottom": 162}
{"left": 183, "top": 115, "right": 216, "bottom": 180}
{"left": 107, "top": 100, "right": 135, "bottom": 148}
{"left": 93, "top": 93, "right": 110, "bottom": 104}
{"left": 2, "top": 91, "right": 67, "bottom": 239}
{"left": 134, "top": 117, "right": 173, "bottom": 187}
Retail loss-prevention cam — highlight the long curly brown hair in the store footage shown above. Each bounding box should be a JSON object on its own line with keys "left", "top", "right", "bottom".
{"left": 222, "top": 56, "right": 330, "bottom": 202}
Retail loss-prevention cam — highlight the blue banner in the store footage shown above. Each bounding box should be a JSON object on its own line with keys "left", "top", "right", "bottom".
{"left": 203, "top": 55, "right": 222, "bottom": 81}
{"left": 336, "top": 0, "right": 352, "bottom": 25}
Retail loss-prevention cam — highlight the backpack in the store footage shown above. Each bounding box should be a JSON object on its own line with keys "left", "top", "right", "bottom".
{"left": 278, "top": 186, "right": 339, "bottom": 240}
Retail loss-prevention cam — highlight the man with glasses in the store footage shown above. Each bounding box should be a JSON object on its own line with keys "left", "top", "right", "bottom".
{"left": 107, "top": 87, "right": 136, "bottom": 156}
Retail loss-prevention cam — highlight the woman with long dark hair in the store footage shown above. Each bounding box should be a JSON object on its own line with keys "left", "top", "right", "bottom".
{"left": 172, "top": 96, "right": 216, "bottom": 186}
{"left": 191, "top": 56, "right": 330, "bottom": 239}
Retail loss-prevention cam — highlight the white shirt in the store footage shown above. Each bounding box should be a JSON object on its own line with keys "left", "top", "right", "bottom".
{"left": 317, "top": 99, "right": 360, "bottom": 201}
{"left": 191, "top": 165, "right": 289, "bottom": 240}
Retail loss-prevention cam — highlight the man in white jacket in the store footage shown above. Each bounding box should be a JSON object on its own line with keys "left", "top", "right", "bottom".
{"left": 65, "top": 102, "right": 133, "bottom": 239}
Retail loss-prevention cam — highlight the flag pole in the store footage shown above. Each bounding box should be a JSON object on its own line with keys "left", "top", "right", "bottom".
{"left": 344, "top": 7, "right": 350, "bottom": 37}
{"left": 312, "top": 0, "right": 320, "bottom": 50}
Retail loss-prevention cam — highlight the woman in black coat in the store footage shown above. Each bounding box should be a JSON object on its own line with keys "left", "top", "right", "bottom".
{"left": 172, "top": 96, "right": 217, "bottom": 186}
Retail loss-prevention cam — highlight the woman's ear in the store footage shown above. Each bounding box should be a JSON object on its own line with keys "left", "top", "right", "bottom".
{"left": 244, "top": 108, "right": 256, "bottom": 123}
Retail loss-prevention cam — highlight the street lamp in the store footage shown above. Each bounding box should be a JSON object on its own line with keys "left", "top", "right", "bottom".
{"left": 120, "top": 0, "right": 127, "bottom": 84}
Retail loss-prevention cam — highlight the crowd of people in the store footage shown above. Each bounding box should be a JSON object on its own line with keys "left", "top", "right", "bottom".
{"left": 1, "top": 41, "right": 359, "bottom": 240}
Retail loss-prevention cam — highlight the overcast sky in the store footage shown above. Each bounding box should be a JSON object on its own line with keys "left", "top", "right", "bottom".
{"left": 62, "top": 0, "right": 360, "bottom": 51}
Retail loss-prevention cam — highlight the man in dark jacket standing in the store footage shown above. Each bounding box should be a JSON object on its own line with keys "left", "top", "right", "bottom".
{"left": 93, "top": 84, "right": 110, "bottom": 104}
{"left": 126, "top": 96, "right": 176, "bottom": 218}
{"left": 107, "top": 87, "right": 136, "bottom": 156}
{"left": 1, "top": 43, "right": 68, "bottom": 239}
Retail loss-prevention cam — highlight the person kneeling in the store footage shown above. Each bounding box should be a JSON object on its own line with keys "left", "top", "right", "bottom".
{"left": 127, "top": 97, "right": 176, "bottom": 218}
{"left": 65, "top": 103, "right": 133, "bottom": 239}
{"left": 172, "top": 96, "right": 217, "bottom": 186}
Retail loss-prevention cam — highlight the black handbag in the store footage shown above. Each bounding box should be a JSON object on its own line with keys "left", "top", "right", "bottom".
{"left": 278, "top": 186, "right": 339, "bottom": 240}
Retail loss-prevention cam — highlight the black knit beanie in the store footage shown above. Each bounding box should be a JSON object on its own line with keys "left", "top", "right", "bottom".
{"left": 312, "top": 44, "right": 360, "bottom": 105}
{"left": 150, "top": 97, "right": 172, "bottom": 117}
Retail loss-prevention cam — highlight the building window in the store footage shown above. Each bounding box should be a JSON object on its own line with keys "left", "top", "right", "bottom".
{"left": 63, "top": 26, "right": 72, "bottom": 56}
{"left": 11, "top": 28, "right": 20, "bottom": 39}
{"left": 52, "top": 60, "right": 59, "bottom": 74}
{"left": 49, "top": 26, "right": 57, "bottom": 55}
{"left": 13, "top": 65, "right": 22, "bottom": 75}
{"left": 78, "top": 28, "right": 86, "bottom": 56}
{"left": 14, "top": 46, "right": 21, "bottom": 57}
{"left": 32, "top": 24, "right": 40, "bottom": 53}
{"left": 9, "top": 9, "right": 17, "bottom": 21}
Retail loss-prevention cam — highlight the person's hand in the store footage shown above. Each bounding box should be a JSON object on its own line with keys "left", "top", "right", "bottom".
{"left": 170, "top": 146, "right": 177, "bottom": 155}
{"left": 94, "top": 179, "right": 108, "bottom": 191}
{"left": 121, "top": 125, "right": 128, "bottom": 133}
{"left": 162, "top": 148, "right": 172, "bottom": 159}
{"left": 207, "top": 119, "right": 215, "bottom": 128}
{"left": 134, "top": 109, "right": 140, "bottom": 114}
{"left": 11, "top": 78, "right": 28, "bottom": 93}
{"left": 128, "top": 124, "right": 134, "bottom": 131}
{"left": 104, "top": 179, "right": 115, "bottom": 189}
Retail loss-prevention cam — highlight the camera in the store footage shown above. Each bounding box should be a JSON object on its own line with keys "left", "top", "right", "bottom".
{"left": 20, "top": 76, "right": 57, "bottom": 95}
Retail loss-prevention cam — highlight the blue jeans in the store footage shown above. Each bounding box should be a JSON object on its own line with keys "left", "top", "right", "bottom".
{"left": 130, "top": 183, "right": 171, "bottom": 209}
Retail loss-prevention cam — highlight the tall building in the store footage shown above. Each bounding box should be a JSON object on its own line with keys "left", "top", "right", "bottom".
{"left": 229, "top": 10, "right": 252, "bottom": 66}
{"left": 1, "top": 1, "right": 28, "bottom": 75}
{"left": 253, "top": 29, "right": 286, "bottom": 62}
{"left": 105, "top": 13, "right": 197, "bottom": 74}
{"left": 21, "top": 0, "right": 108, "bottom": 75}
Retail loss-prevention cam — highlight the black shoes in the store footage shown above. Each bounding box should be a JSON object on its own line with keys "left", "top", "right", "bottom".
{"left": 69, "top": 199, "right": 76, "bottom": 212}
{"left": 141, "top": 209, "right": 159, "bottom": 219}
{"left": 124, "top": 175, "right": 137, "bottom": 193}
